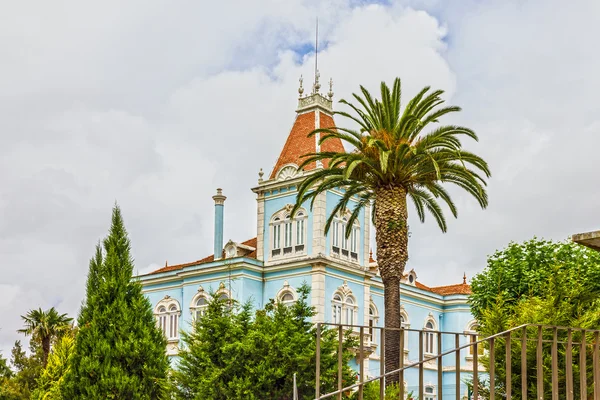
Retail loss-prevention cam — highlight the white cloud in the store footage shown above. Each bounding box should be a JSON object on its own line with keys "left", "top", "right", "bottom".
{"left": 1, "top": 0, "right": 598, "bottom": 356}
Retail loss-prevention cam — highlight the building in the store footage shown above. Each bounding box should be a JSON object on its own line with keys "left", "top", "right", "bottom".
{"left": 136, "top": 77, "right": 480, "bottom": 398}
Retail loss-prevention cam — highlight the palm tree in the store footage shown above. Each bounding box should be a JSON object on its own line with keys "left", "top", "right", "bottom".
{"left": 293, "top": 78, "right": 490, "bottom": 384}
{"left": 19, "top": 307, "right": 73, "bottom": 367}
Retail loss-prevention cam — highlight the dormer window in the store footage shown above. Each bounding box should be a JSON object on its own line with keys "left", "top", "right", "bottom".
{"left": 331, "top": 212, "right": 360, "bottom": 262}
{"left": 270, "top": 207, "right": 307, "bottom": 259}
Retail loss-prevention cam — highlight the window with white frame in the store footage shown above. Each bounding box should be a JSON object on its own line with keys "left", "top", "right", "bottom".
{"left": 368, "top": 303, "right": 379, "bottom": 344}
{"left": 270, "top": 208, "right": 307, "bottom": 258}
{"left": 332, "top": 294, "right": 343, "bottom": 324}
{"left": 280, "top": 291, "right": 295, "bottom": 307}
{"left": 345, "top": 296, "right": 355, "bottom": 325}
{"left": 401, "top": 311, "right": 410, "bottom": 351}
{"left": 424, "top": 319, "right": 437, "bottom": 355}
{"left": 331, "top": 212, "right": 360, "bottom": 262}
{"left": 331, "top": 286, "right": 357, "bottom": 326}
{"left": 466, "top": 321, "right": 484, "bottom": 357}
{"left": 424, "top": 385, "right": 436, "bottom": 400}
{"left": 155, "top": 298, "right": 180, "bottom": 340}
{"left": 192, "top": 296, "right": 209, "bottom": 321}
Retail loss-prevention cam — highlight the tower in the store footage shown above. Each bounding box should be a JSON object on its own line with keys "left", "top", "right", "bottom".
{"left": 252, "top": 76, "right": 371, "bottom": 269}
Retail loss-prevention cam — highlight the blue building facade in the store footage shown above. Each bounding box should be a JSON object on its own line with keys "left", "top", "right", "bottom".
{"left": 137, "top": 81, "right": 482, "bottom": 399}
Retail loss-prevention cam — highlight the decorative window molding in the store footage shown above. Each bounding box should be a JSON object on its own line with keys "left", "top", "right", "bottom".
{"left": 464, "top": 320, "right": 484, "bottom": 358}
{"left": 424, "top": 384, "right": 437, "bottom": 400}
{"left": 330, "top": 210, "right": 360, "bottom": 263}
{"left": 154, "top": 296, "right": 181, "bottom": 341}
{"left": 215, "top": 282, "right": 232, "bottom": 310}
{"left": 190, "top": 286, "right": 210, "bottom": 321}
{"left": 424, "top": 315, "right": 437, "bottom": 355}
{"left": 276, "top": 280, "right": 297, "bottom": 307}
{"left": 276, "top": 163, "right": 302, "bottom": 181}
{"left": 400, "top": 306, "right": 410, "bottom": 352}
{"left": 270, "top": 205, "right": 307, "bottom": 259}
{"left": 331, "top": 281, "right": 358, "bottom": 326}
{"left": 368, "top": 300, "right": 379, "bottom": 345}
{"left": 405, "top": 269, "right": 417, "bottom": 286}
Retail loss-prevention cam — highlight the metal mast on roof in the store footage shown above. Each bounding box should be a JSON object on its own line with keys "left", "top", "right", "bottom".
{"left": 313, "top": 17, "right": 320, "bottom": 94}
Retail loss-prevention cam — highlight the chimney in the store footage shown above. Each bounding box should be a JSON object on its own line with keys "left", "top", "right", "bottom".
{"left": 212, "top": 188, "right": 227, "bottom": 260}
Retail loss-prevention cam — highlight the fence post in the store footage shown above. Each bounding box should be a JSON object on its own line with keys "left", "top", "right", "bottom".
{"left": 506, "top": 331, "right": 512, "bottom": 400}
{"left": 359, "top": 326, "right": 364, "bottom": 400}
{"left": 380, "top": 327, "right": 385, "bottom": 400}
{"left": 455, "top": 333, "right": 460, "bottom": 400}
{"left": 581, "top": 330, "right": 587, "bottom": 400}
{"left": 316, "top": 323, "right": 321, "bottom": 399}
{"left": 489, "top": 337, "right": 495, "bottom": 400}
{"left": 566, "top": 329, "right": 573, "bottom": 400}
{"left": 338, "top": 325, "right": 343, "bottom": 400}
{"left": 438, "top": 332, "right": 443, "bottom": 400}
{"left": 552, "top": 327, "right": 558, "bottom": 400}
{"left": 521, "top": 326, "right": 527, "bottom": 400}
{"left": 537, "top": 326, "right": 543, "bottom": 400}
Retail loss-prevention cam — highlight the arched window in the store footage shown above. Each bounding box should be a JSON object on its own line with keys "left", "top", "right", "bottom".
{"left": 368, "top": 303, "right": 379, "bottom": 344}
{"left": 332, "top": 294, "right": 343, "bottom": 324}
{"left": 169, "top": 305, "right": 178, "bottom": 338}
{"left": 400, "top": 310, "right": 410, "bottom": 351}
{"left": 424, "top": 319, "right": 436, "bottom": 355}
{"left": 272, "top": 217, "right": 282, "bottom": 256}
{"left": 157, "top": 306, "right": 167, "bottom": 335}
{"left": 279, "top": 291, "right": 295, "bottom": 307}
{"left": 345, "top": 296, "right": 355, "bottom": 325}
{"left": 192, "top": 296, "right": 209, "bottom": 321}
{"left": 465, "top": 321, "right": 484, "bottom": 356}
{"left": 331, "top": 283, "right": 358, "bottom": 326}
{"left": 331, "top": 212, "right": 360, "bottom": 262}
{"left": 295, "top": 212, "right": 305, "bottom": 251}
{"left": 283, "top": 214, "right": 293, "bottom": 254}
{"left": 270, "top": 207, "right": 307, "bottom": 258}
{"left": 424, "top": 385, "right": 436, "bottom": 400}
{"left": 155, "top": 298, "right": 180, "bottom": 340}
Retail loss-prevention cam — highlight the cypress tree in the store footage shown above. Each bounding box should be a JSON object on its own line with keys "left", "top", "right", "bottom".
{"left": 63, "top": 205, "right": 169, "bottom": 399}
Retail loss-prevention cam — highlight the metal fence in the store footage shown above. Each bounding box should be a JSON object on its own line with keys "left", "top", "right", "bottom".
{"left": 314, "top": 323, "right": 600, "bottom": 400}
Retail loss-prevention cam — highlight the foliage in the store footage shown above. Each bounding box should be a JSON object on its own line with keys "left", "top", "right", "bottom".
{"left": 0, "top": 340, "right": 44, "bottom": 400}
{"left": 32, "top": 330, "right": 75, "bottom": 400}
{"left": 0, "top": 352, "right": 10, "bottom": 379}
{"left": 18, "top": 307, "right": 73, "bottom": 367}
{"left": 293, "top": 77, "right": 490, "bottom": 383}
{"left": 470, "top": 237, "right": 600, "bottom": 322}
{"left": 172, "top": 283, "right": 357, "bottom": 400}
{"left": 293, "top": 77, "right": 490, "bottom": 235}
{"left": 470, "top": 238, "right": 600, "bottom": 399}
{"left": 350, "top": 381, "right": 411, "bottom": 399}
{"left": 62, "top": 205, "right": 170, "bottom": 399}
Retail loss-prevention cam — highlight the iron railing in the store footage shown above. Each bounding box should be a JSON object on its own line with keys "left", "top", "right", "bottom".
{"left": 314, "top": 323, "right": 600, "bottom": 400}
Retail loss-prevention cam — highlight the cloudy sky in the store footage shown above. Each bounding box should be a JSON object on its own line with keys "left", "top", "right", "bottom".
{"left": 1, "top": 0, "right": 598, "bottom": 356}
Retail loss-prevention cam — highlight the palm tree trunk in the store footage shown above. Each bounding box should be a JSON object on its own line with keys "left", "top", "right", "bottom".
{"left": 374, "top": 185, "right": 409, "bottom": 387}
{"left": 42, "top": 336, "right": 51, "bottom": 367}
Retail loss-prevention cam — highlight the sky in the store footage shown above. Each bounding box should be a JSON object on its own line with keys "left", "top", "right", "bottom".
{"left": 1, "top": 0, "right": 599, "bottom": 357}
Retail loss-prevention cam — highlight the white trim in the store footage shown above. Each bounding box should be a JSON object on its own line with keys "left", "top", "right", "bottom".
{"left": 275, "top": 280, "right": 298, "bottom": 306}
{"left": 154, "top": 296, "right": 181, "bottom": 343}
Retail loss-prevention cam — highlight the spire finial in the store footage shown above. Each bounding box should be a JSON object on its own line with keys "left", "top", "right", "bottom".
{"left": 327, "top": 77, "right": 333, "bottom": 99}
{"left": 298, "top": 75, "right": 304, "bottom": 97}
{"left": 313, "top": 17, "right": 319, "bottom": 94}
{"left": 463, "top": 272, "right": 467, "bottom": 284}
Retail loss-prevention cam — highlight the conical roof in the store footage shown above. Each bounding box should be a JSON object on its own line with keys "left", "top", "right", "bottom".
{"left": 270, "top": 92, "right": 345, "bottom": 179}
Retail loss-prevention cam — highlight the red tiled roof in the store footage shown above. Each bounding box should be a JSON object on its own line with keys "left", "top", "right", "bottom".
{"left": 429, "top": 283, "right": 471, "bottom": 295}
{"left": 270, "top": 110, "right": 344, "bottom": 179}
{"left": 145, "top": 237, "right": 257, "bottom": 276}
{"left": 415, "top": 280, "right": 470, "bottom": 295}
